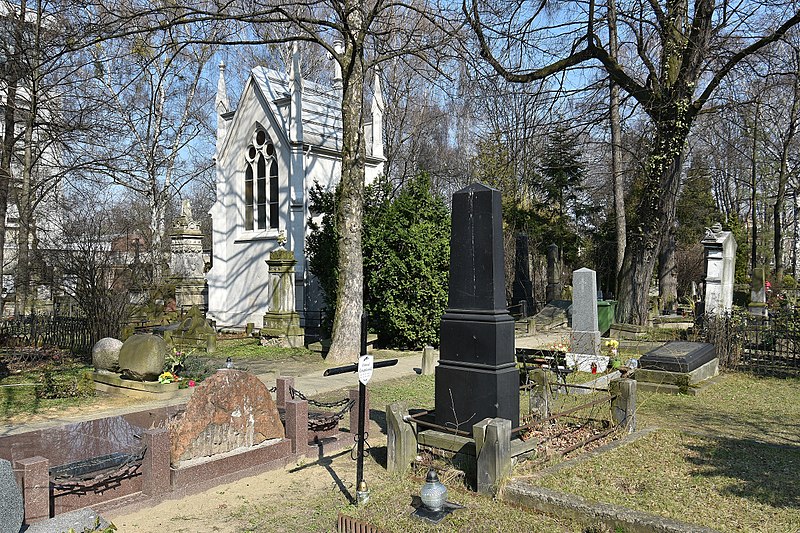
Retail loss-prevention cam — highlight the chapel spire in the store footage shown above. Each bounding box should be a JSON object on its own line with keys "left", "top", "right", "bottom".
{"left": 289, "top": 42, "right": 303, "bottom": 143}
{"left": 371, "top": 72, "right": 385, "bottom": 160}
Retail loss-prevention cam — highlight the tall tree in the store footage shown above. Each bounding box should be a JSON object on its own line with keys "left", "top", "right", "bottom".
{"left": 466, "top": 0, "right": 800, "bottom": 324}
{"left": 109, "top": 0, "right": 457, "bottom": 362}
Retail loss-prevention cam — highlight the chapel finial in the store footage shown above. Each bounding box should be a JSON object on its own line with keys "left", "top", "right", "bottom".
{"left": 216, "top": 60, "right": 230, "bottom": 115}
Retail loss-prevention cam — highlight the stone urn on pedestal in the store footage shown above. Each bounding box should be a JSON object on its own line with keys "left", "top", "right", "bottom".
{"left": 262, "top": 238, "right": 304, "bottom": 347}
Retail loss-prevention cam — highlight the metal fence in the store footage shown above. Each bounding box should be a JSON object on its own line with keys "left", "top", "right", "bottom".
{"left": 699, "top": 306, "right": 800, "bottom": 376}
{"left": 0, "top": 314, "right": 93, "bottom": 354}
{"left": 738, "top": 307, "right": 800, "bottom": 375}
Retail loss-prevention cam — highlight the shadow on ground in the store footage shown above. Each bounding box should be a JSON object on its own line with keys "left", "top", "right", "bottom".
{"left": 686, "top": 436, "right": 800, "bottom": 508}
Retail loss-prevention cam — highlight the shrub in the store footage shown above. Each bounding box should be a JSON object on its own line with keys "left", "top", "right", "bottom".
{"left": 306, "top": 175, "right": 451, "bottom": 349}
{"left": 363, "top": 175, "right": 450, "bottom": 349}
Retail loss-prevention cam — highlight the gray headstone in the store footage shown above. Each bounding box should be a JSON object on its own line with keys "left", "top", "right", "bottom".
{"left": 702, "top": 224, "right": 737, "bottom": 316}
{"left": 118, "top": 334, "right": 168, "bottom": 381}
{"left": 92, "top": 337, "right": 123, "bottom": 372}
{"left": 546, "top": 243, "right": 562, "bottom": 302}
{"left": 570, "top": 267, "right": 600, "bottom": 355}
{"left": 0, "top": 459, "right": 23, "bottom": 533}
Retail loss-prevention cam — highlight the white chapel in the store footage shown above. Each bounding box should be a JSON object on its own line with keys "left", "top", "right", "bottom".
{"left": 207, "top": 50, "right": 385, "bottom": 329}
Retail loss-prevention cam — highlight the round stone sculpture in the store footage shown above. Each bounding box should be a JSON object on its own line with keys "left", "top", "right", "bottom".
{"left": 92, "top": 337, "right": 123, "bottom": 372}
{"left": 0, "top": 459, "right": 24, "bottom": 533}
{"left": 118, "top": 334, "right": 168, "bottom": 381}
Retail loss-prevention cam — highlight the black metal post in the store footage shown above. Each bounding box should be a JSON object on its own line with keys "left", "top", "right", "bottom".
{"left": 356, "top": 312, "right": 368, "bottom": 490}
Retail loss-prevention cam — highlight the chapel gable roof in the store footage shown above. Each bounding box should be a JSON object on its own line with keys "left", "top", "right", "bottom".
{"left": 251, "top": 67, "right": 343, "bottom": 152}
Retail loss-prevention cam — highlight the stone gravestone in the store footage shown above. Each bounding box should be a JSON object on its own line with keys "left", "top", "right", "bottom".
{"left": 118, "top": 334, "right": 168, "bottom": 381}
{"left": 435, "top": 183, "right": 519, "bottom": 430}
{"left": 546, "top": 243, "right": 562, "bottom": 303}
{"left": 92, "top": 337, "right": 123, "bottom": 373}
{"left": 701, "top": 223, "right": 737, "bottom": 316}
{"left": 0, "top": 459, "right": 24, "bottom": 533}
{"left": 262, "top": 242, "right": 304, "bottom": 347}
{"left": 511, "top": 234, "right": 534, "bottom": 315}
{"left": 635, "top": 341, "right": 719, "bottom": 395}
{"left": 169, "top": 369, "right": 284, "bottom": 464}
{"left": 169, "top": 200, "right": 207, "bottom": 310}
{"left": 570, "top": 268, "right": 601, "bottom": 357}
{"left": 749, "top": 266, "right": 768, "bottom": 318}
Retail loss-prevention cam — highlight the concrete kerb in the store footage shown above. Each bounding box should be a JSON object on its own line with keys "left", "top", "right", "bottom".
{"left": 501, "top": 427, "right": 720, "bottom": 533}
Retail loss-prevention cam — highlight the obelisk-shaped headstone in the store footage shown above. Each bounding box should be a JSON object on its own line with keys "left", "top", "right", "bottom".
{"left": 570, "top": 267, "right": 601, "bottom": 356}
{"left": 435, "top": 183, "right": 519, "bottom": 429}
{"left": 512, "top": 234, "right": 534, "bottom": 315}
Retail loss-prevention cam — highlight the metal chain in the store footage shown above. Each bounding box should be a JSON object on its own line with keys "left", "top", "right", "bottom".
{"left": 289, "top": 387, "right": 351, "bottom": 409}
{"left": 50, "top": 447, "right": 146, "bottom": 492}
{"left": 307, "top": 398, "right": 356, "bottom": 431}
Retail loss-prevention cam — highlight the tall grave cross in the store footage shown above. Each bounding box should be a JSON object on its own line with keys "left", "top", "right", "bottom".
{"left": 323, "top": 314, "right": 397, "bottom": 504}
{"left": 435, "top": 183, "right": 519, "bottom": 430}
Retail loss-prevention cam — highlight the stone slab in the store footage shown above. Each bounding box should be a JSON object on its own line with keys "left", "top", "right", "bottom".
{"left": 417, "top": 429, "right": 536, "bottom": 459}
{"left": 635, "top": 357, "right": 719, "bottom": 387}
{"left": 638, "top": 341, "right": 716, "bottom": 373}
{"left": 634, "top": 373, "right": 723, "bottom": 396}
{"left": 503, "top": 482, "right": 718, "bottom": 533}
{"left": 24, "top": 508, "right": 112, "bottom": 533}
{"left": 91, "top": 372, "right": 182, "bottom": 397}
{"left": 170, "top": 438, "right": 291, "bottom": 490}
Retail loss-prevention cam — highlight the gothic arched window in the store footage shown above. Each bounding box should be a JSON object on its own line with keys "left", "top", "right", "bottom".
{"left": 244, "top": 129, "right": 279, "bottom": 231}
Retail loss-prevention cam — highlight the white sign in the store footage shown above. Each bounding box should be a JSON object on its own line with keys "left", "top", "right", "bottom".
{"left": 358, "top": 354, "right": 374, "bottom": 385}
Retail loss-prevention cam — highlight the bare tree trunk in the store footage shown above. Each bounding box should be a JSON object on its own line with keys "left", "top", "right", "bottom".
{"left": 328, "top": 10, "right": 367, "bottom": 363}
{"left": 774, "top": 49, "right": 800, "bottom": 285}
{"left": 750, "top": 100, "right": 759, "bottom": 273}
{"left": 0, "top": 0, "right": 26, "bottom": 315}
{"left": 15, "top": 108, "right": 35, "bottom": 315}
{"left": 608, "top": 0, "right": 626, "bottom": 289}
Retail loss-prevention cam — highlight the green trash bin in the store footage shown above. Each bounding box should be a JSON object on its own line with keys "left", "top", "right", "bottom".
{"left": 597, "top": 300, "right": 617, "bottom": 336}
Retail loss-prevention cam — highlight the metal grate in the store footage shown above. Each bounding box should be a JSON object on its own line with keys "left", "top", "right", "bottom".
{"left": 336, "top": 512, "right": 385, "bottom": 533}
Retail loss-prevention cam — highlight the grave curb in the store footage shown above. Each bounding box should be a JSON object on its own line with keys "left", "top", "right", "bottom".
{"left": 502, "top": 482, "right": 719, "bottom": 533}
{"left": 501, "top": 427, "right": 720, "bottom": 533}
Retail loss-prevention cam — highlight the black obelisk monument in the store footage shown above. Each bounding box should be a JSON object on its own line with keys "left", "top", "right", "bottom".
{"left": 435, "top": 183, "right": 519, "bottom": 430}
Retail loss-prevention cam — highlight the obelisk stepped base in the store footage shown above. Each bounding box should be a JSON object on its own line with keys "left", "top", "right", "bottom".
{"left": 435, "top": 363, "right": 519, "bottom": 430}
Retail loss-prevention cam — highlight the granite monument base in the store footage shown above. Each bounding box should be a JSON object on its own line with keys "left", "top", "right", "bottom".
{"left": 435, "top": 364, "right": 519, "bottom": 429}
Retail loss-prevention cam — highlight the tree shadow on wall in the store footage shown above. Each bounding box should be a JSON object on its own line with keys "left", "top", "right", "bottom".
{"left": 685, "top": 435, "right": 800, "bottom": 509}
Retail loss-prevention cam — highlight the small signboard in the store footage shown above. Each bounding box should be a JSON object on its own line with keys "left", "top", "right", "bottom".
{"left": 358, "top": 354, "right": 374, "bottom": 385}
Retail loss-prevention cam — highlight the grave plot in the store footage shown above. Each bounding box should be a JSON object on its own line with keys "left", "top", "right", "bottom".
{"left": 3, "top": 369, "right": 364, "bottom": 528}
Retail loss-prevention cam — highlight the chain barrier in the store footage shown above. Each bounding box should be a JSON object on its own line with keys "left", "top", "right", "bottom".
{"left": 308, "top": 398, "right": 356, "bottom": 432}
{"left": 289, "top": 387, "right": 352, "bottom": 409}
{"left": 50, "top": 447, "right": 146, "bottom": 493}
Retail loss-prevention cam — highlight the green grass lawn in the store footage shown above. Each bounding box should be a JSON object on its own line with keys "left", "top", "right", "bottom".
{"left": 332, "top": 369, "right": 800, "bottom": 533}
{"left": 534, "top": 428, "right": 800, "bottom": 532}
{"left": 0, "top": 363, "right": 96, "bottom": 420}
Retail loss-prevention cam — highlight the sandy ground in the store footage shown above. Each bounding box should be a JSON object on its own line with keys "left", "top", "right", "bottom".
{"left": 110, "top": 431, "right": 376, "bottom": 532}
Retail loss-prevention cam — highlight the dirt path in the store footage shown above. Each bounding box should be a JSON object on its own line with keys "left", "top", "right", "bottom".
{"left": 111, "top": 430, "right": 380, "bottom": 532}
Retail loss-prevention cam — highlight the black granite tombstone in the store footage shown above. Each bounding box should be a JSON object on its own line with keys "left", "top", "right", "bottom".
{"left": 512, "top": 234, "right": 534, "bottom": 315}
{"left": 435, "top": 183, "right": 519, "bottom": 430}
{"left": 638, "top": 341, "right": 716, "bottom": 373}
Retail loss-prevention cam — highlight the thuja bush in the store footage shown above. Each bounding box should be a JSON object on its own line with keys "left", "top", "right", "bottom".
{"left": 364, "top": 175, "right": 450, "bottom": 349}
{"left": 307, "top": 175, "right": 450, "bottom": 348}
